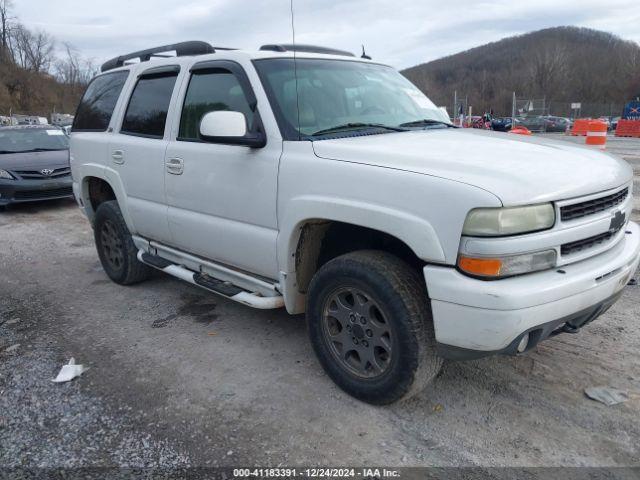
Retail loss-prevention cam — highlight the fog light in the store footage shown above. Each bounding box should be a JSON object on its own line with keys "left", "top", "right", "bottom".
{"left": 517, "top": 333, "right": 530, "bottom": 353}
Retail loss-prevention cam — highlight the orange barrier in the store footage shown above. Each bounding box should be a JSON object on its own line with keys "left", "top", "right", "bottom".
{"left": 570, "top": 118, "right": 591, "bottom": 136}
{"left": 586, "top": 120, "right": 607, "bottom": 149}
{"left": 510, "top": 126, "right": 532, "bottom": 136}
{"left": 615, "top": 119, "right": 640, "bottom": 138}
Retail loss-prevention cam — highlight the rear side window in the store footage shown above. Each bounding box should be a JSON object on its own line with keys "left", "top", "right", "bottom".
{"left": 178, "top": 70, "right": 255, "bottom": 141}
{"left": 121, "top": 73, "right": 178, "bottom": 138}
{"left": 72, "top": 71, "right": 129, "bottom": 132}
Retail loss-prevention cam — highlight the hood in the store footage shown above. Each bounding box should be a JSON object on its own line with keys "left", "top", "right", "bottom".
{"left": 311, "top": 129, "right": 632, "bottom": 205}
{"left": 0, "top": 149, "right": 69, "bottom": 171}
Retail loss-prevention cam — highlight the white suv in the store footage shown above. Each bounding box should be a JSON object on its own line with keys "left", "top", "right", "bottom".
{"left": 70, "top": 41, "right": 639, "bottom": 404}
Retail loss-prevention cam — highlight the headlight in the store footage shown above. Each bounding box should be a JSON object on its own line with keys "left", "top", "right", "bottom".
{"left": 458, "top": 249, "right": 557, "bottom": 278}
{"left": 463, "top": 204, "right": 555, "bottom": 237}
{"left": 0, "top": 169, "right": 15, "bottom": 180}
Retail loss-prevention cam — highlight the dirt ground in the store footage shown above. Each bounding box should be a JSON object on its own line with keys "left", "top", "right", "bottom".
{"left": 1, "top": 134, "right": 639, "bottom": 470}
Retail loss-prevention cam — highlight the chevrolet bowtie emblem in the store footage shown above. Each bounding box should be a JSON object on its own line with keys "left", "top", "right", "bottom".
{"left": 609, "top": 210, "right": 626, "bottom": 232}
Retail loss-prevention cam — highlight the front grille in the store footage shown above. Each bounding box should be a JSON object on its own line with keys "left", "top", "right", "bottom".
{"left": 13, "top": 186, "right": 73, "bottom": 200}
{"left": 561, "top": 225, "right": 623, "bottom": 256}
{"left": 13, "top": 167, "right": 71, "bottom": 179}
{"left": 560, "top": 188, "right": 628, "bottom": 221}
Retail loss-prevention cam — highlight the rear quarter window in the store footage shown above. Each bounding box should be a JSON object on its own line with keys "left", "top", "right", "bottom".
{"left": 72, "top": 71, "right": 129, "bottom": 132}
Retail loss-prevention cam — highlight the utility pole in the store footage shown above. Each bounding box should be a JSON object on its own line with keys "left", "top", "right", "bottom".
{"left": 453, "top": 90, "right": 457, "bottom": 125}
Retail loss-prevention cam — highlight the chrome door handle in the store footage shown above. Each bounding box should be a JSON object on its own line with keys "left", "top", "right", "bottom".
{"left": 111, "top": 150, "right": 124, "bottom": 164}
{"left": 166, "top": 157, "right": 184, "bottom": 175}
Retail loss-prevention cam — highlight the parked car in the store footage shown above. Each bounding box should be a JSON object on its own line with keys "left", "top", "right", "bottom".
{"left": 515, "top": 115, "right": 547, "bottom": 132}
{"left": 469, "top": 115, "right": 488, "bottom": 129}
{"left": 611, "top": 116, "right": 621, "bottom": 131}
{"left": 12, "top": 115, "right": 49, "bottom": 126}
{"left": 542, "top": 116, "right": 571, "bottom": 133}
{"left": 71, "top": 41, "right": 639, "bottom": 404}
{"left": 0, "top": 125, "right": 73, "bottom": 207}
{"left": 491, "top": 117, "right": 513, "bottom": 132}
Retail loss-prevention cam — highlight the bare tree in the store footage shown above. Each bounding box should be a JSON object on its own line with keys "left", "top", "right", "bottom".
{"left": 11, "top": 25, "right": 55, "bottom": 73}
{"left": 529, "top": 44, "right": 568, "bottom": 96}
{"left": 0, "top": 0, "right": 14, "bottom": 62}
{"left": 55, "top": 42, "right": 96, "bottom": 86}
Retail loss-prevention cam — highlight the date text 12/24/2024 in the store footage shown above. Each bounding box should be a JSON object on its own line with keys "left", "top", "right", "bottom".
{"left": 233, "top": 468, "right": 401, "bottom": 478}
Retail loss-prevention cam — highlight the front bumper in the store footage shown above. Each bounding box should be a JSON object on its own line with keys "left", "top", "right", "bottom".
{"left": 0, "top": 177, "right": 73, "bottom": 205}
{"left": 425, "top": 221, "right": 640, "bottom": 359}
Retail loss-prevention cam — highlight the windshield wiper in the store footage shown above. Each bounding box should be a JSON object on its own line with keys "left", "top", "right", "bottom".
{"left": 399, "top": 119, "right": 454, "bottom": 128}
{"left": 0, "top": 150, "right": 19, "bottom": 154}
{"left": 311, "top": 123, "right": 408, "bottom": 136}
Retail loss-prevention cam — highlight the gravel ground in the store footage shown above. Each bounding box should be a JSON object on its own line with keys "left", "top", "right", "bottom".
{"left": 1, "top": 135, "right": 640, "bottom": 471}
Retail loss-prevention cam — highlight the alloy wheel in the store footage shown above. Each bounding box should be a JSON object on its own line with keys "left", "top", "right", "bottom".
{"left": 321, "top": 287, "right": 393, "bottom": 379}
{"left": 100, "top": 219, "right": 124, "bottom": 271}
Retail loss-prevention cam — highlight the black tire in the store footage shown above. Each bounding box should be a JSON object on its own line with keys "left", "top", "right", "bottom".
{"left": 93, "top": 200, "right": 151, "bottom": 285}
{"left": 307, "top": 250, "right": 443, "bottom": 405}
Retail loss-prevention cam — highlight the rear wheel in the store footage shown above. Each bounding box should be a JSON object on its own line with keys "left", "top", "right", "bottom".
{"left": 94, "top": 200, "right": 151, "bottom": 285}
{"left": 307, "top": 250, "right": 442, "bottom": 404}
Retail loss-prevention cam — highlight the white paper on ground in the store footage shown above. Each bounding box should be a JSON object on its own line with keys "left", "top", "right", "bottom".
{"left": 584, "top": 386, "right": 629, "bottom": 406}
{"left": 52, "top": 358, "right": 86, "bottom": 383}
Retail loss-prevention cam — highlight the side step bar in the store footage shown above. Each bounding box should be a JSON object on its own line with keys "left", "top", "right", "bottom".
{"left": 137, "top": 251, "right": 284, "bottom": 310}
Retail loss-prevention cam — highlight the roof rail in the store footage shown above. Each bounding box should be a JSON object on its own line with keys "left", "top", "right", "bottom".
{"left": 101, "top": 41, "right": 216, "bottom": 73}
{"left": 259, "top": 44, "right": 355, "bottom": 57}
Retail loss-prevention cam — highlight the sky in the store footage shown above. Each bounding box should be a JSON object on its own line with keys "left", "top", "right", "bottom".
{"left": 12, "top": 0, "right": 640, "bottom": 70}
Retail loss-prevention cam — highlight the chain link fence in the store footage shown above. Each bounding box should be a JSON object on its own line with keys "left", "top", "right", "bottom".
{"left": 545, "top": 102, "right": 625, "bottom": 119}
{"left": 449, "top": 93, "right": 627, "bottom": 122}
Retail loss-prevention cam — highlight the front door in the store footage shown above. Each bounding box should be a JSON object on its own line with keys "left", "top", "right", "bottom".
{"left": 164, "top": 61, "right": 281, "bottom": 279}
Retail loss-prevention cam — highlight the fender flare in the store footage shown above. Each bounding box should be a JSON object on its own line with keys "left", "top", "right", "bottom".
{"left": 277, "top": 195, "right": 446, "bottom": 313}
{"left": 78, "top": 164, "right": 135, "bottom": 232}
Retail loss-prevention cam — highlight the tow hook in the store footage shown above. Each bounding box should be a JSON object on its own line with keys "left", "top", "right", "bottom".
{"left": 561, "top": 323, "right": 581, "bottom": 334}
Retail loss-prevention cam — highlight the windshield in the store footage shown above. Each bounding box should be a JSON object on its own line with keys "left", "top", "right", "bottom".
{"left": 254, "top": 58, "right": 450, "bottom": 139}
{"left": 0, "top": 128, "right": 69, "bottom": 153}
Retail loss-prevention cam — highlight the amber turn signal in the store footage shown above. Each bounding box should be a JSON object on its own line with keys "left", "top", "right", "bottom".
{"left": 458, "top": 256, "right": 503, "bottom": 277}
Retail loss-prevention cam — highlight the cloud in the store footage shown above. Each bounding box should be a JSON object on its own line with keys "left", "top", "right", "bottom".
{"left": 12, "top": 0, "right": 640, "bottom": 69}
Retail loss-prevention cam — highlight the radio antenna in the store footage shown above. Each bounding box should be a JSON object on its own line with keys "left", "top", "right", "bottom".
{"left": 290, "top": 0, "right": 301, "bottom": 140}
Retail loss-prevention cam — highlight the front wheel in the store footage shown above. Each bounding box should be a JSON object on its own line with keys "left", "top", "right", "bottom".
{"left": 306, "top": 250, "right": 442, "bottom": 404}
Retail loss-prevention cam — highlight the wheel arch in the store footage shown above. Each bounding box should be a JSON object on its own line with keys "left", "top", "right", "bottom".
{"left": 78, "top": 167, "right": 134, "bottom": 231}
{"left": 278, "top": 199, "right": 446, "bottom": 313}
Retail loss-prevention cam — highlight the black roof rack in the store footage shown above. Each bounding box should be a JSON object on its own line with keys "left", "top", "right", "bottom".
{"left": 259, "top": 44, "right": 355, "bottom": 57}
{"left": 101, "top": 41, "right": 217, "bottom": 73}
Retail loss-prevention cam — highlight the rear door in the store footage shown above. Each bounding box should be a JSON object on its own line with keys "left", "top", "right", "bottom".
{"left": 108, "top": 65, "right": 182, "bottom": 243}
{"left": 164, "top": 60, "right": 281, "bottom": 279}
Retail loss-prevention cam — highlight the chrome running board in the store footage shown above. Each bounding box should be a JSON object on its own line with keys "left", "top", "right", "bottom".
{"left": 136, "top": 250, "right": 284, "bottom": 310}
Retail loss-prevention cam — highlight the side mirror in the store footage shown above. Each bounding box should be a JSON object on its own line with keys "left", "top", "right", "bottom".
{"left": 200, "top": 111, "right": 246, "bottom": 138}
{"left": 199, "top": 111, "right": 266, "bottom": 148}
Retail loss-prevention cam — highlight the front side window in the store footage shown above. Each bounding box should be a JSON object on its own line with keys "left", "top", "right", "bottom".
{"left": 178, "top": 70, "right": 255, "bottom": 141}
{"left": 254, "top": 58, "right": 450, "bottom": 140}
{"left": 73, "top": 71, "right": 129, "bottom": 132}
{"left": 0, "top": 128, "right": 69, "bottom": 154}
{"left": 121, "top": 73, "right": 178, "bottom": 138}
